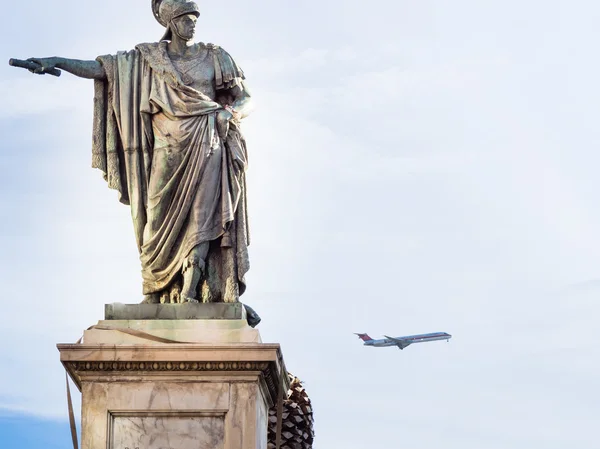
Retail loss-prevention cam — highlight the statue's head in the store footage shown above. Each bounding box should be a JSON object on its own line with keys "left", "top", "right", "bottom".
{"left": 153, "top": 0, "right": 200, "bottom": 41}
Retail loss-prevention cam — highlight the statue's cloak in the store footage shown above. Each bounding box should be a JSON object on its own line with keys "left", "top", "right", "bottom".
{"left": 90, "top": 42, "right": 249, "bottom": 301}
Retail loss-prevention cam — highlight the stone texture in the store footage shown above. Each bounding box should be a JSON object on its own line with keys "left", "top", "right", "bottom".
{"left": 105, "top": 302, "right": 245, "bottom": 320}
{"left": 80, "top": 381, "right": 232, "bottom": 449}
{"left": 59, "top": 336, "right": 288, "bottom": 449}
{"left": 112, "top": 415, "right": 225, "bottom": 449}
{"left": 83, "top": 317, "right": 261, "bottom": 345}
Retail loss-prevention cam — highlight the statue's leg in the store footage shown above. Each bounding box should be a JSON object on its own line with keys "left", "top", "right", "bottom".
{"left": 181, "top": 242, "right": 209, "bottom": 303}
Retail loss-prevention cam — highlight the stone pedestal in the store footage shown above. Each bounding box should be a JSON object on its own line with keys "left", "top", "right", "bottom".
{"left": 58, "top": 304, "right": 288, "bottom": 449}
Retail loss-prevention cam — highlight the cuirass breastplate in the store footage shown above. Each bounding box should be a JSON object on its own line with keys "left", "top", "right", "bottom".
{"left": 171, "top": 45, "right": 216, "bottom": 99}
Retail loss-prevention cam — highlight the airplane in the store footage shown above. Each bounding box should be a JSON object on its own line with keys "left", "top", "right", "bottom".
{"left": 355, "top": 332, "right": 452, "bottom": 350}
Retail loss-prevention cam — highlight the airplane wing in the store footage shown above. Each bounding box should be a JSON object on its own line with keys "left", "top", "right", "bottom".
{"left": 384, "top": 335, "right": 412, "bottom": 350}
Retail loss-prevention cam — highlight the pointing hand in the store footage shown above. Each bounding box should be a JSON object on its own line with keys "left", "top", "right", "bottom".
{"left": 26, "top": 57, "right": 59, "bottom": 75}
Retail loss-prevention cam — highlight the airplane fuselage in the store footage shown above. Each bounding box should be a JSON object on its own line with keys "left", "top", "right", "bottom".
{"left": 359, "top": 332, "right": 452, "bottom": 348}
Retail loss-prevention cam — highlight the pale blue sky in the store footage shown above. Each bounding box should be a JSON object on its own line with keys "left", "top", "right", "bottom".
{"left": 1, "top": 1, "right": 600, "bottom": 448}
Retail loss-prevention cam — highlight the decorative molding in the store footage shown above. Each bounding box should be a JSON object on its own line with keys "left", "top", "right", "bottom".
{"left": 59, "top": 343, "right": 290, "bottom": 406}
{"left": 70, "top": 360, "right": 270, "bottom": 372}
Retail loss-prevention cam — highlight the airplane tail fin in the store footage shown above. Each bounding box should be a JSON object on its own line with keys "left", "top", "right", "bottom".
{"left": 355, "top": 333, "right": 373, "bottom": 342}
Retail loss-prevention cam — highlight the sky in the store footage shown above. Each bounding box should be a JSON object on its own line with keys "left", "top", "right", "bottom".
{"left": 1, "top": 0, "right": 600, "bottom": 448}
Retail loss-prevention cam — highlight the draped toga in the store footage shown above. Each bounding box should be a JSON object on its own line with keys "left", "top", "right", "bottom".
{"left": 90, "top": 41, "right": 249, "bottom": 302}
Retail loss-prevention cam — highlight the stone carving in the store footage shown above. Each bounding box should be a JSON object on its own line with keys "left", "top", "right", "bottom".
{"left": 10, "top": 0, "right": 253, "bottom": 305}
{"left": 74, "top": 361, "right": 270, "bottom": 371}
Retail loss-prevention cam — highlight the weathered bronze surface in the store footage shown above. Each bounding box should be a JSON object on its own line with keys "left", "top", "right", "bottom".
{"left": 10, "top": 0, "right": 254, "bottom": 305}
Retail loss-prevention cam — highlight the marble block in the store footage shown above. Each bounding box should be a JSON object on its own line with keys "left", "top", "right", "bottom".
{"left": 59, "top": 328, "right": 288, "bottom": 449}
{"left": 112, "top": 415, "right": 225, "bottom": 449}
{"left": 83, "top": 318, "right": 262, "bottom": 345}
{"left": 105, "top": 302, "right": 245, "bottom": 320}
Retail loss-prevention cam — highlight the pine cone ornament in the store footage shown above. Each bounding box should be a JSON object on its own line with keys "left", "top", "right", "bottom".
{"left": 267, "top": 373, "right": 314, "bottom": 449}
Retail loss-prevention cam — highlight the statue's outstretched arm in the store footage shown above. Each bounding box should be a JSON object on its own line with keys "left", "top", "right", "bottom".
{"left": 19, "top": 57, "right": 106, "bottom": 80}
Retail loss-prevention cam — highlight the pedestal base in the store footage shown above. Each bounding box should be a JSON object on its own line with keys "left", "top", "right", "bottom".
{"left": 59, "top": 305, "right": 288, "bottom": 449}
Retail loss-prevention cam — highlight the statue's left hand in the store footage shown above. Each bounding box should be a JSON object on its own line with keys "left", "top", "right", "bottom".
{"left": 216, "top": 109, "right": 233, "bottom": 140}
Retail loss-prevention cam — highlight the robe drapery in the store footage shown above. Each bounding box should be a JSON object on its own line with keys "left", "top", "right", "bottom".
{"left": 91, "top": 42, "right": 250, "bottom": 302}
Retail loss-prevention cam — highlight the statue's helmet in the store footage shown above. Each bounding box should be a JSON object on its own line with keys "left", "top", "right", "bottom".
{"left": 152, "top": 0, "right": 200, "bottom": 41}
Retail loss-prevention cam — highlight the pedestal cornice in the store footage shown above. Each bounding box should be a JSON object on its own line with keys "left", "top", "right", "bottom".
{"left": 58, "top": 343, "right": 289, "bottom": 407}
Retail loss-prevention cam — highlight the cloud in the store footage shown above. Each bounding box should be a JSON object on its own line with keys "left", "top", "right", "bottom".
{"left": 2, "top": 2, "right": 600, "bottom": 448}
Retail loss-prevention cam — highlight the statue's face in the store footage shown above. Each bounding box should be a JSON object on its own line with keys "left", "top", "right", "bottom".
{"left": 172, "top": 13, "right": 197, "bottom": 41}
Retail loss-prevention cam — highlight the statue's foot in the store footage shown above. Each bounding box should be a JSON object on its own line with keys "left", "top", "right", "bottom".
{"left": 141, "top": 293, "right": 160, "bottom": 304}
{"left": 181, "top": 296, "right": 199, "bottom": 304}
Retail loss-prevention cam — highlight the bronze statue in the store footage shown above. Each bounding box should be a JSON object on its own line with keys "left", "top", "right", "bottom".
{"left": 10, "top": 0, "right": 253, "bottom": 305}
